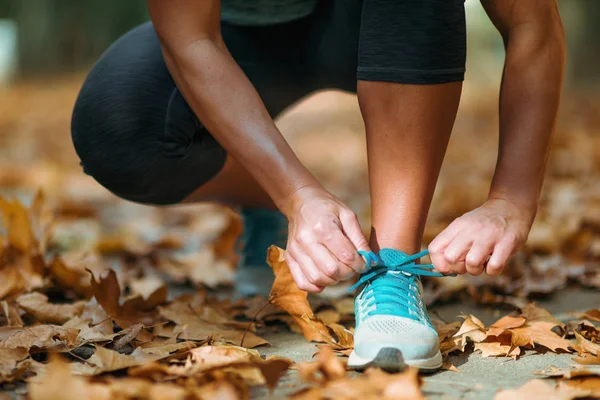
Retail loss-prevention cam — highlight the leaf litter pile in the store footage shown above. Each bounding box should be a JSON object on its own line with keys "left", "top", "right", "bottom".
{"left": 0, "top": 79, "right": 599, "bottom": 399}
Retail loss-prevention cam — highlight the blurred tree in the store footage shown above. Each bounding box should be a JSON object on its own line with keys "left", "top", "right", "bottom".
{"left": 11, "top": 0, "right": 147, "bottom": 77}
{"left": 559, "top": 0, "right": 600, "bottom": 89}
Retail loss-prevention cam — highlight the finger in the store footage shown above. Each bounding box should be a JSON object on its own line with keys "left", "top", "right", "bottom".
{"left": 315, "top": 244, "right": 356, "bottom": 281}
{"left": 429, "top": 220, "right": 463, "bottom": 274}
{"left": 323, "top": 229, "right": 366, "bottom": 274}
{"left": 339, "top": 210, "right": 371, "bottom": 253}
{"left": 429, "top": 219, "right": 463, "bottom": 256}
{"left": 465, "top": 240, "right": 494, "bottom": 276}
{"left": 295, "top": 245, "right": 338, "bottom": 287}
{"left": 486, "top": 235, "right": 518, "bottom": 276}
{"left": 286, "top": 252, "right": 324, "bottom": 293}
{"left": 444, "top": 233, "right": 473, "bottom": 274}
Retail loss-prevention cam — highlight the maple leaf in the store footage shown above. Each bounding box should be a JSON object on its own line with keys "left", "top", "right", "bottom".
{"left": 266, "top": 246, "right": 334, "bottom": 343}
{"left": 89, "top": 269, "right": 163, "bottom": 329}
{"left": 478, "top": 304, "right": 575, "bottom": 355}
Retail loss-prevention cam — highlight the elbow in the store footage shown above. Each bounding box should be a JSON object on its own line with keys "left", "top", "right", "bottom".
{"left": 505, "top": 17, "right": 567, "bottom": 72}
{"left": 159, "top": 35, "right": 226, "bottom": 77}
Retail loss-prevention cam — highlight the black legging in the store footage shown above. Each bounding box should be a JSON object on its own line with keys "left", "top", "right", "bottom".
{"left": 71, "top": 1, "right": 362, "bottom": 205}
{"left": 71, "top": 0, "right": 465, "bottom": 205}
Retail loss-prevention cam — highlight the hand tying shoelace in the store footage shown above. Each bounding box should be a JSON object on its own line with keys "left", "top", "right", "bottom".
{"left": 349, "top": 249, "right": 450, "bottom": 321}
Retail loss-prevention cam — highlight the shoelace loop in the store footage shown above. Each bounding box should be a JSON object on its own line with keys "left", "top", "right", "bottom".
{"left": 349, "top": 249, "right": 450, "bottom": 321}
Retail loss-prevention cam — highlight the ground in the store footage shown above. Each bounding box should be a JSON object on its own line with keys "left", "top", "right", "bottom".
{"left": 0, "top": 78, "right": 598, "bottom": 399}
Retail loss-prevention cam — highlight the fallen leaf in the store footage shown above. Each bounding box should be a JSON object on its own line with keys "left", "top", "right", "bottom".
{"left": 580, "top": 309, "right": 600, "bottom": 323}
{"left": 474, "top": 341, "right": 522, "bottom": 358}
{"left": 89, "top": 269, "right": 161, "bottom": 329}
{"left": 267, "top": 246, "right": 333, "bottom": 343}
{"left": 573, "top": 354, "right": 600, "bottom": 365}
{"left": 1, "top": 300, "right": 23, "bottom": 327}
{"left": 494, "top": 378, "right": 591, "bottom": 400}
{"left": 158, "top": 295, "right": 268, "bottom": 348}
{"left": 16, "top": 292, "right": 85, "bottom": 324}
{"left": 0, "top": 347, "right": 29, "bottom": 382}
{"left": 297, "top": 346, "right": 347, "bottom": 384}
{"left": 28, "top": 355, "right": 111, "bottom": 400}
{"left": 574, "top": 331, "right": 600, "bottom": 355}
{"left": 0, "top": 324, "right": 79, "bottom": 351}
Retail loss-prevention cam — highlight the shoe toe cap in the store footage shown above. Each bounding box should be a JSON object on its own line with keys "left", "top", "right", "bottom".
{"left": 354, "top": 315, "right": 439, "bottom": 361}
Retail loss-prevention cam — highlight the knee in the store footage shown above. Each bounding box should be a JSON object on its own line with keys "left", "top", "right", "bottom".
{"left": 72, "top": 103, "right": 226, "bottom": 206}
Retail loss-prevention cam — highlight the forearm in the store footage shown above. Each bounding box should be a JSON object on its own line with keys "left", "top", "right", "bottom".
{"left": 162, "top": 39, "right": 320, "bottom": 213}
{"left": 489, "top": 21, "right": 566, "bottom": 217}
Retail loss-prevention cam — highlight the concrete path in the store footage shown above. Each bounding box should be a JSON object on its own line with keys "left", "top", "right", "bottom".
{"left": 255, "top": 287, "right": 599, "bottom": 399}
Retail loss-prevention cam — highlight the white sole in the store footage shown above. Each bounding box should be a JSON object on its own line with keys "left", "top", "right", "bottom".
{"left": 348, "top": 347, "right": 442, "bottom": 372}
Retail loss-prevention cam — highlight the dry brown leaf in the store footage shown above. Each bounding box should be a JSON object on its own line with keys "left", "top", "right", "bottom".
{"left": 89, "top": 269, "right": 162, "bottom": 329}
{"left": 0, "top": 301, "right": 23, "bottom": 327}
{"left": 158, "top": 295, "right": 268, "bottom": 348}
{"left": 580, "top": 309, "right": 600, "bottom": 323}
{"left": 28, "top": 355, "right": 111, "bottom": 400}
{"left": 297, "top": 346, "right": 346, "bottom": 384}
{"left": 494, "top": 379, "right": 591, "bottom": 400}
{"left": 72, "top": 342, "right": 194, "bottom": 375}
{"left": 0, "top": 324, "right": 79, "bottom": 351}
{"left": 0, "top": 197, "right": 35, "bottom": 252}
{"left": 293, "top": 364, "right": 424, "bottom": 400}
{"left": 16, "top": 292, "right": 85, "bottom": 324}
{"left": 316, "top": 309, "right": 341, "bottom": 324}
{"left": 486, "top": 316, "right": 527, "bottom": 337}
{"left": 0, "top": 347, "right": 29, "bottom": 382}
{"left": 532, "top": 367, "right": 600, "bottom": 398}
{"left": 474, "top": 341, "right": 522, "bottom": 358}
{"left": 267, "top": 246, "right": 333, "bottom": 343}
{"left": 574, "top": 331, "right": 600, "bottom": 355}
{"left": 454, "top": 314, "right": 487, "bottom": 343}
{"left": 441, "top": 358, "right": 459, "bottom": 372}
{"left": 508, "top": 321, "right": 574, "bottom": 353}
{"left": 573, "top": 354, "right": 600, "bottom": 365}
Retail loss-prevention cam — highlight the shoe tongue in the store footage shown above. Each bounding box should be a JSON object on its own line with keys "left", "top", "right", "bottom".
{"left": 378, "top": 248, "right": 410, "bottom": 266}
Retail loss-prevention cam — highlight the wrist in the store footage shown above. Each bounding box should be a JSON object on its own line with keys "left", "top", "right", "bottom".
{"left": 276, "top": 183, "right": 327, "bottom": 217}
{"left": 485, "top": 194, "right": 538, "bottom": 224}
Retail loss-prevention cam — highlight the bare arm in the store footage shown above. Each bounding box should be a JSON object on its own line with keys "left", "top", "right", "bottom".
{"left": 146, "top": 0, "right": 369, "bottom": 291}
{"left": 429, "top": 0, "right": 566, "bottom": 276}
{"left": 146, "top": 0, "right": 319, "bottom": 214}
{"left": 483, "top": 0, "right": 566, "bottom": 217}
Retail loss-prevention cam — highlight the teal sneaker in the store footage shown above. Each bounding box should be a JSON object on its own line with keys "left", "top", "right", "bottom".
{"left": 235, "top": 207, "right": 288, "bottom": 297}
{"left": 348, "top": 248, "right": 445, "bottom": 371}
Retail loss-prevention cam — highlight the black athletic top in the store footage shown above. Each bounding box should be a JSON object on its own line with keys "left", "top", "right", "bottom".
{"left": 221, "top": 0, "right": 318, "bottom": 26}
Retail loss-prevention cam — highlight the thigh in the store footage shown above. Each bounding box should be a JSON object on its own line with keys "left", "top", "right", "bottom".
{"left": 72, "top": 22, "right": 226, "bottom": 205}
{"left": 306, "top": 0, "right": 363, "bottom": 93}
{"left": 358, "top": 0, "right": 467, "bottom": 85}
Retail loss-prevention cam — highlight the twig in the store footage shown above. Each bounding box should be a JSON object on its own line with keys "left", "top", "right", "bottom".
{"left": 240, "top": 300, "right": 270, "bottom": 348}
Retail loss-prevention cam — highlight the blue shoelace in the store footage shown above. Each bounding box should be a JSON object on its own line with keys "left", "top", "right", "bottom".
{"left": 349, "top": 249, "right": 448, "bottom": 321}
